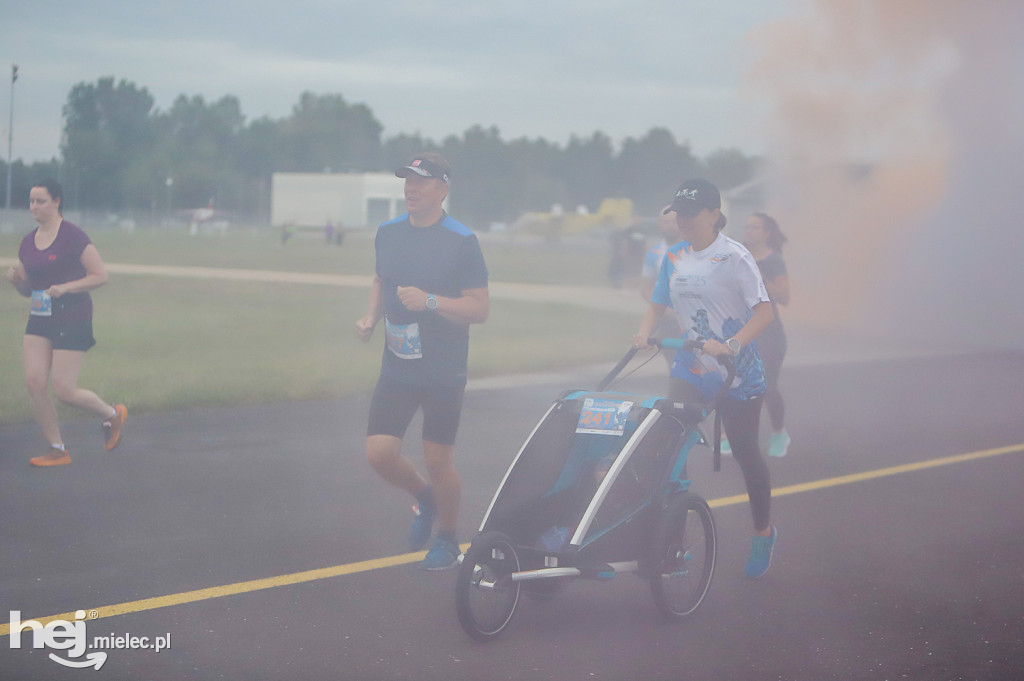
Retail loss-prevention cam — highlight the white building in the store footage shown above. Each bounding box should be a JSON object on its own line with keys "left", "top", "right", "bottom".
{"left": 270, "top": 172, "right": 408, "bottom": 230}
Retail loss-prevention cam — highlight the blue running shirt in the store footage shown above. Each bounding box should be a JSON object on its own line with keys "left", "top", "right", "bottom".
{"left": 652, "top": 232, "right": 770, "bottom": 400}
{"left": 375, "top": 212, "right": 489, "bottom": 387}
{"left": 641, "top": 239, "right": 670, "bottom": 280}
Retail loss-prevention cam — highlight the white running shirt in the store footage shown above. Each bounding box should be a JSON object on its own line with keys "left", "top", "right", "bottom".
{"left": 652, "top": 232, "right": 770, "bottom": 400}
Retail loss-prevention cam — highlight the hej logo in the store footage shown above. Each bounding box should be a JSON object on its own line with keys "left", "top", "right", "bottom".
{"left": 9, "top": 610, "right": 107, "bottom": 670}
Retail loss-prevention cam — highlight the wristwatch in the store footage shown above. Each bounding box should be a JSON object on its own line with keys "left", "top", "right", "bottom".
{"left": 725, "top": 337, "right": 741, "bottom": 356}
{"left": 425, "top": 294, "right": 438, "bottom": 311}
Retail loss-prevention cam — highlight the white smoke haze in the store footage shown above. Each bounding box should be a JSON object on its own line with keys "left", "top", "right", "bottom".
{"left": 745, "top": 0, "right": 1024, "bottom": 350}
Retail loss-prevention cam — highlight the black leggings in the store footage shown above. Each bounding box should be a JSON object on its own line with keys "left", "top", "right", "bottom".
{"left": 670, "top": 378, "right": 772, "bottom": 532}
{"left": 758, "top": 332, "right": 787, "bottom": 431}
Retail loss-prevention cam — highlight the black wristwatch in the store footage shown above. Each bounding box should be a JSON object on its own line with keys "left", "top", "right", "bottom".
{"left": 725, "top": 337, "right": 741, "bottom": 356}
{"left": 425, "top": 294, "right": 438, "bottom": 311}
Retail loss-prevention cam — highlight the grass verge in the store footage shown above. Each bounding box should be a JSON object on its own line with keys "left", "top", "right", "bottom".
{"left": 1, "top": 227, "right": 613, "bottom": 286}
{"left": 1, "top": 237, "right": 637, "bottom": 425}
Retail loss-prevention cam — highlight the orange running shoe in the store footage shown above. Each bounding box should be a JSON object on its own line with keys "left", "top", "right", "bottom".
{"left": 103, "top": 404, "right": 128, "bottom": 451}
{"left": 30, "top": 446, "right": 72, "bottom": 467}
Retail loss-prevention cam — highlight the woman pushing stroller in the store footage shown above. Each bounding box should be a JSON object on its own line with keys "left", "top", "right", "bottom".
{"left": 632, "top": 179, "right": 777, "bottom": 578}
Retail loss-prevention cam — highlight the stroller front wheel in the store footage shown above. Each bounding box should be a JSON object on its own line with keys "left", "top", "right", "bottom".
{"left": 649, "top": 492, "right": 717, "bottom": 620}
{"left": 456, "top": 531, "right": 522, "bottom": 640}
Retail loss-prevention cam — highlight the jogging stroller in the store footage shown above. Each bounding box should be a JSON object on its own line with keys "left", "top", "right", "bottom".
{"left": 455, "top": 338, "right": 734, "bottom": 640}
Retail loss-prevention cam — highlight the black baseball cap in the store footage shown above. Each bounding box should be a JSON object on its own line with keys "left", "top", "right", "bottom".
{"left": 663, "top": 178, "right": 721, "bottom": 217}
{"left": 395, "top": 155, "right": 451, "bottom": 184}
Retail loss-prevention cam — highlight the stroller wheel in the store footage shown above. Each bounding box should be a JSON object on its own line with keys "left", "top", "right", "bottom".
{"left": 649, "top": 492, "right": 716, "bottom": 620}
{"left": 456, "top": 532, "right": 522, "bottom": 640}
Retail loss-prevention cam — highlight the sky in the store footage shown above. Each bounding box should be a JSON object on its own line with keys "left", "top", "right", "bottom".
{"left": 1, "top": 0, "right": 789, "bottom": 164}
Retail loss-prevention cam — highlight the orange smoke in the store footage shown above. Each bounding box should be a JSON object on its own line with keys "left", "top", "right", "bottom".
{"left": 741, "top": 0, "right": 1012, "bottom": 334}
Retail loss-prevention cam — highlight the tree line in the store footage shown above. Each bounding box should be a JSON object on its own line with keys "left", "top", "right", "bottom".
{"left": 3, "top": 76, "right": 759, "bottom": 227}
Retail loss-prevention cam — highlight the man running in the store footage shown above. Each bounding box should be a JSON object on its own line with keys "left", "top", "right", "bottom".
{"left": 355, "top": 153, "right": 490, "bottom": 570}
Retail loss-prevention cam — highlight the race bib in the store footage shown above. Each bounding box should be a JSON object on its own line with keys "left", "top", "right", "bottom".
{"left": 31, "top": 290, "right": 53, "bottom": 317}
{"left": 576, "top": 398, "right": 634, "bottom": 436}
{"left": 385, "top": 319, "right": 422, "bottom": 359}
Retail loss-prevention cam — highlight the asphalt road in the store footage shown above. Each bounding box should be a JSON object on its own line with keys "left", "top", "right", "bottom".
{"left": 2, "top": 350, "right": 1023, "bottom": 680}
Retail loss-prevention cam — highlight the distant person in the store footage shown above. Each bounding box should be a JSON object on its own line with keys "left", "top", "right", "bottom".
{"left": 355, "top": 153, "right": 489, "bottom": 571}
{"left": 4, "top": 179, "right": 127, "bottom": 467}
{"left": 608, "top": 225, "right": 646, "bottom": 289}
{"left": 632, "top": 178, "right": 777, "bottom": 577}
{"left": 607, "top": 228, "right": 627, "bottom": 288}
{"left": 325, "top": 220, "right": 335, "bottom": 244}
{"left": 640, "top": 208, "right": 686, "bottom": 365}
{"left": 744, "top": 212, "right": 791, "bottom": 457}
{"left": 625, "top": 226, "right": 647, "bottom": 286}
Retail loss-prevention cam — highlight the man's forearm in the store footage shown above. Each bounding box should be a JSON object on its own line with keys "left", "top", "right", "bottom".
{"left": 435, "top": 288, "right": 489, "bottom": 325}
{"left": 365, "top": 276, "right": 383, "bottom": 322}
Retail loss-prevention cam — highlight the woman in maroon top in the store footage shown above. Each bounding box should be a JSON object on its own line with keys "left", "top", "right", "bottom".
{"left": 4, "top": 179, "right": 127, "bottom": 467}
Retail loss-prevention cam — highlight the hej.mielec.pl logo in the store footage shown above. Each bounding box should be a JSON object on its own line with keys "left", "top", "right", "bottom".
{"left": 9, "top": 610, "right": 172, "bottom": 670}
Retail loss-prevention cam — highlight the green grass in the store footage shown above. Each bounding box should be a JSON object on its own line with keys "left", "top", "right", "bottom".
{"left": 1, "top": 228, "right": 635, "bottom": 425}
{"left": 1, "top": 227, "right": 611, "bottom": 286}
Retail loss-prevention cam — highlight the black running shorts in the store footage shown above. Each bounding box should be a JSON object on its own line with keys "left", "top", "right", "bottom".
{"left": 367, "top": 374, "right": 466, "bottom": 446}
{"left": 25, "top": 316, "right": 96, "bottom": 352}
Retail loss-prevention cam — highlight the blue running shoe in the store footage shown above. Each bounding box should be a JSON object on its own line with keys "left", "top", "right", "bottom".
{"left": 408, "top": 490, "right": 436, "bottom": 551}
{"left": 746, "top": 526, "right": 777, "bottom": 578}
{"left": 768, "top": 429, "right": 791, "bottom": 457}
{"left": 420, "top": 536, "right": 459, "bottom": 571}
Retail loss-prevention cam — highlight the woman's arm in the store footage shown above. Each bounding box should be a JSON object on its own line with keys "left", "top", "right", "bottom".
{"left": 765, "top": 273, "right": 790, "bottom": 306}
{"left": 639, "top": 276, "right": 656, "bottom": 302}
{"left": 703, "top": 301, "right": 774, "bottom": 358}
{"left": 5, "top": 262, "right": 32, "bottom": 297}
{"left": 631, "top": 303, "right": 668, "bottom": 349}
{"left": 45, "top": 244, "right": 108, "bottom": 297}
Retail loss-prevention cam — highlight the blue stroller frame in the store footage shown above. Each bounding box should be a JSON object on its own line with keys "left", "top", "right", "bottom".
{"left": 455, "top": 339, "right": 734, "bottom": 641}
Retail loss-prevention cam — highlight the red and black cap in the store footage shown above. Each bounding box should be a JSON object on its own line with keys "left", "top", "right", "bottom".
{"left": 395, "top": 156, "right": 451, "bottom": 184}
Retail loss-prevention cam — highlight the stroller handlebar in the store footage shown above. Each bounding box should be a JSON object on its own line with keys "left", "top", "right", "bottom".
{"left": 596, "top": 337, "right": 737, "bottom": 395}
{"left": 647, "top": 336, "right": 698, "bottom": 352}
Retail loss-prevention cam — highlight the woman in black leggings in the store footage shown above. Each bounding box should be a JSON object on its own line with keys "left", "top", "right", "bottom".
{"left": 633, "top": 179, "right": 777, "bottom": 577}
{"left": 744, "top": 212, "right": 790, "bottom": 457}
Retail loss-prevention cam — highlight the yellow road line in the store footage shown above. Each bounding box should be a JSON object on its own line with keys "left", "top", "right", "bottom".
{"left": 708, "top": 443, "right": 1024, "bottom": 509}
{"left": 0, "top": 550, "right": 440, "bottom": 636}
{"left": 4, "top": 443, "right": 1022, "bottom": 637}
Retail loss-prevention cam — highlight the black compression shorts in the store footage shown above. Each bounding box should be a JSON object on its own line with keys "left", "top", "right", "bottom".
{"left": 367, "top": 374, "right": 466, "bottom": 446}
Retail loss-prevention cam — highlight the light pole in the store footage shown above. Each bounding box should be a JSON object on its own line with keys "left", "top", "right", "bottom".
{"left": 165, "top": 176, "right": 173, "bottom": 223}
{"left": 4, "top": 64, "right": 16, "bottom": 211}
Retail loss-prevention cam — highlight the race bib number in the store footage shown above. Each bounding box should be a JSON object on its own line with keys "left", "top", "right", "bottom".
{"left": 385, "top": 319, "right": 422, "bottom": 359}
{"left": 31, "top": 290, "right": 53, "bottom": 317}
{"left": 576, "top": 398, "right": 633, "bottom": 436}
